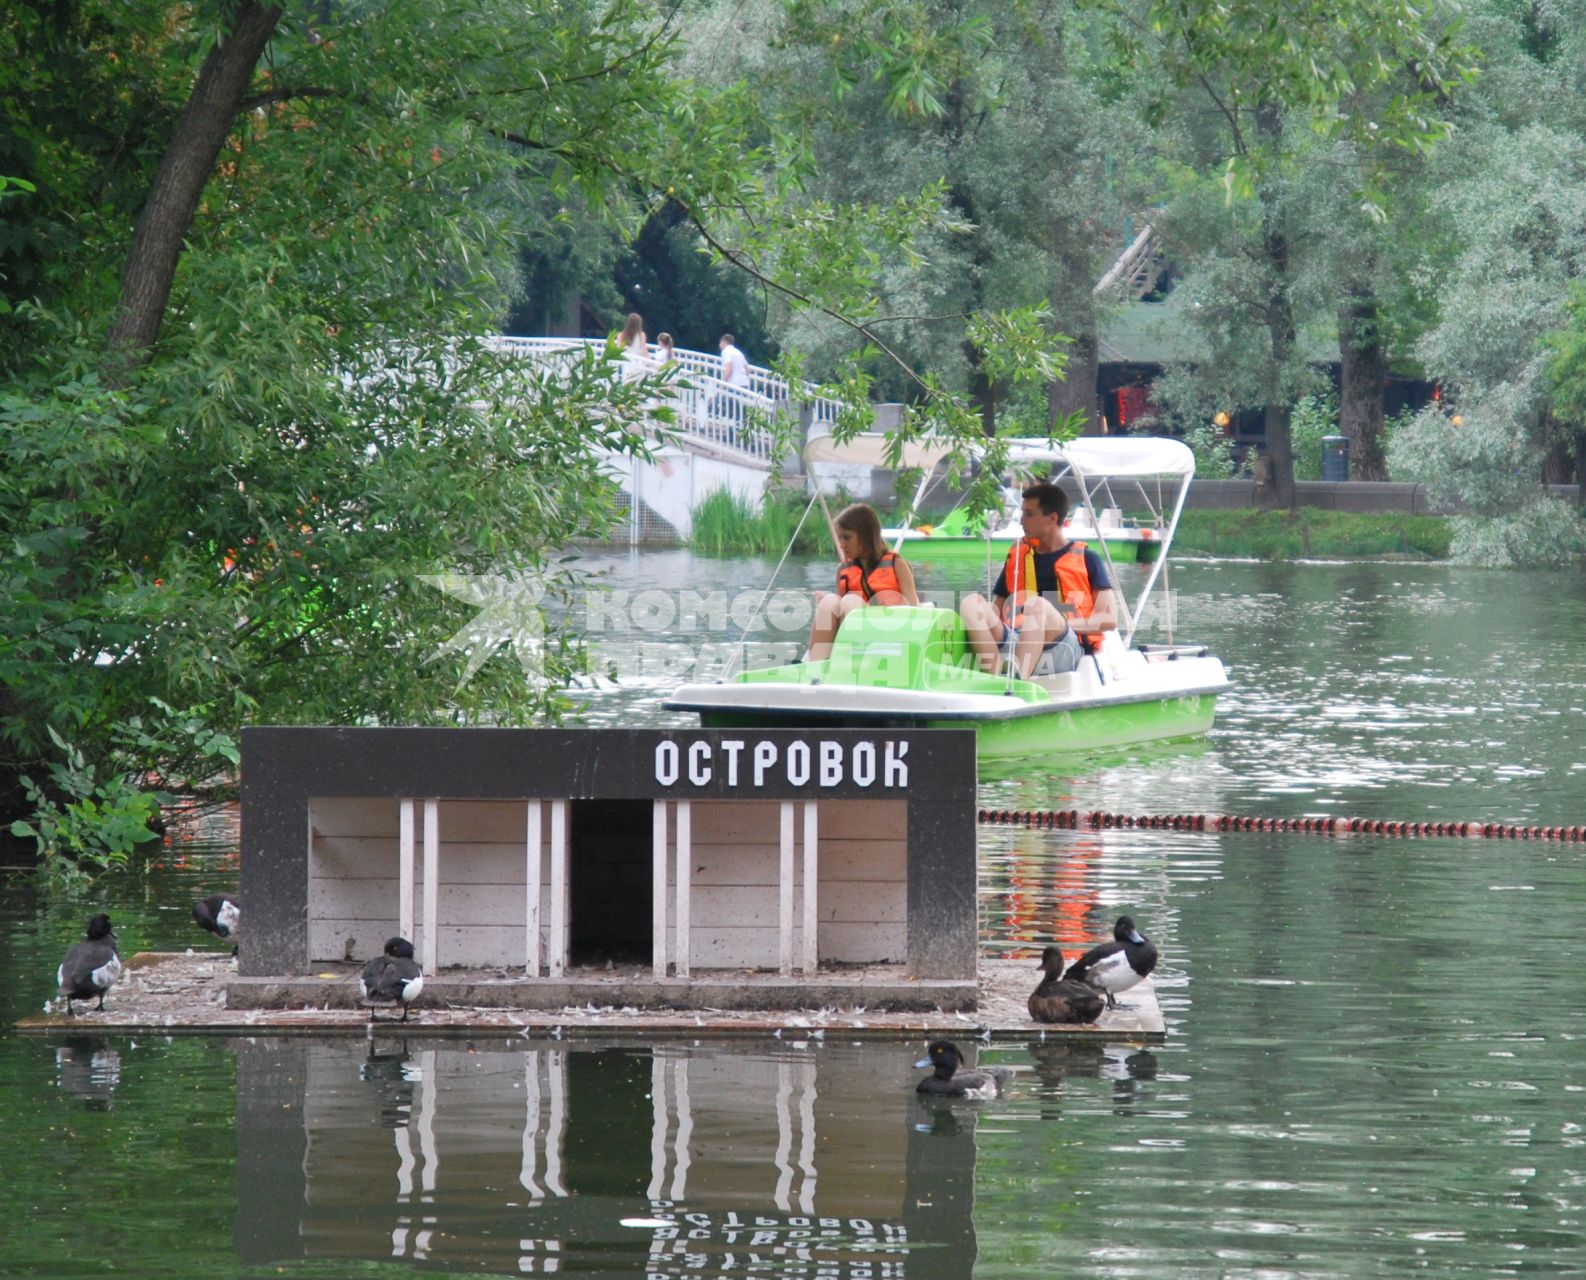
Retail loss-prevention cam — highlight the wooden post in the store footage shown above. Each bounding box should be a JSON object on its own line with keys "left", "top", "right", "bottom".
{"left": 674, "top": 800, "right": 692, "bottom": 978}
{"left": 652, "top": 801, "right": 669, "bottom": 978}
{"left": 801, "top": 801, "right": 819, "bottom": 974}
{"left": 548, "top": 800, "right": 567, "bottom": 978}
{"left": 525, "top": 800, "right": 542, "bottom": 976}
{"left": 779, "top": 801, "right": 796, "bottom": 975}
{"left": 422, "top": 799, "right": 439, "bottom": 975}
{"left": 399, "top": 799, "right": 416, "bottom": 946}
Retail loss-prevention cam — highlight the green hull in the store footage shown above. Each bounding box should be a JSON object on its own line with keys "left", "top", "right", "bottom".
{"left": 700, "top": 691, "right": 1217, "bottom": 758}
{"left": 897, "top": 534, "right": 1163, "bottom": 564}
{"left": 676, "top": 606, "right": 1223, "bottom": 763}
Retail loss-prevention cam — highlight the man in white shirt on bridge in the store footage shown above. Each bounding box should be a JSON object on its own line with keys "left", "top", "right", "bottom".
{"left": 716, "top": 333, "right": 751, "bottom": 443}
{"left": 718, "top": 333, "right": 750, "bottom": 388}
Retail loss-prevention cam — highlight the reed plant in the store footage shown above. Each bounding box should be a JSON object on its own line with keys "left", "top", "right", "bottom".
{"left": 689, "top": 487, "right": 827, "bottom": 556}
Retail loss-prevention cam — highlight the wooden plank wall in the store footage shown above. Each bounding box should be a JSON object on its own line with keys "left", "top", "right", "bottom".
{"left": 308, "top": 798, "right": 557, "bottom": 968}
{"left": 307, "top": 796, "right": 906, "bottom": 971}
{"left": 672, "top": 800, "right": 906, "bottom": 969}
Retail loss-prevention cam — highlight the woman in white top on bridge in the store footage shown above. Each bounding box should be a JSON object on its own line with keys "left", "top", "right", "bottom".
{"left": 617, "top": 312, "right": 648, "bottom": 378}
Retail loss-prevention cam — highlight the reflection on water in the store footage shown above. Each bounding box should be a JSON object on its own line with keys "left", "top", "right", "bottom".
{"left": 54, "top": 1036, "right": 123, "bottom": 1110}
{"left": 238, "top": 1037, "right": 1044, "bottom": 1277}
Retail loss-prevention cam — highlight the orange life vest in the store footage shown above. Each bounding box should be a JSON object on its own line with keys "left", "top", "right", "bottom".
{"left": 1002, "top": 539, "right": 1102, "bottom": 651}
{"left": 837, "top": 551, "right": 902, "bottom": 601}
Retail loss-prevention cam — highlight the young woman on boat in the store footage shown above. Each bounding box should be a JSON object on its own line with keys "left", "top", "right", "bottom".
{"left": 806, "top": 503, "right": 919, "bottom": 661}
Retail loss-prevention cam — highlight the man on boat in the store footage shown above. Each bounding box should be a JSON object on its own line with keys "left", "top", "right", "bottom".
{"left": 959, "top": 482, "right": 1117, "bottom": 678}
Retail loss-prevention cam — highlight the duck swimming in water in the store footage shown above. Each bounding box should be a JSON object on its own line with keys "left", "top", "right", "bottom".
{"left": 1063, "top": 915, "right": 1158, "bottom": 1010}
{"left": 193, "top": 893, "right": 240, "bottom": 955}
{"left": 914, "top": 1040, "right": 1014, "bottom": 1098}
{"left": 359, "top": 936, "right": 424, "bottom": 1022}
{"left": 58, "top": 914, "right": 122, "bottom": 1016}
{"left": 1028, "top": 946, "right": 1105, "bottom": 1024}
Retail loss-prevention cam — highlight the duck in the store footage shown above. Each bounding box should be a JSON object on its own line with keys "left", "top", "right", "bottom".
{"left": 1063, "top": 915, "right": 1158, "bottom": 1010}
{"left": 1028, "top": 946, "right": 1105, "bottom": 1024}
{"left": 57, "top": 914, "right": 122, "bottom": 1016}
{"left": 359, "top": 936, "right": 424, "bottom": 1022}
{"left": 193, "top": 893, "right": 241, "bottom": 955}
{"left": 914, "top": 1040, "right": 1014, "bottom": 1098}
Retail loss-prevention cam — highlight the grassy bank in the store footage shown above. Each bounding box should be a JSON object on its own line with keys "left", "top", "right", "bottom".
{"left": 1174, "top": 509, "right": 1451, "bottom": 559}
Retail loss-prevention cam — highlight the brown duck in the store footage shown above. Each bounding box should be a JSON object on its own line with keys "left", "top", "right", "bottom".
{"left": 1028, "top": 946, "right": 1105, "bottom": 1024}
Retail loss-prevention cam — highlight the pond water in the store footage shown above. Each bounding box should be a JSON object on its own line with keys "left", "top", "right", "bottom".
{"left": 3, "top": 552, "right": 1584, "bottom": 1278}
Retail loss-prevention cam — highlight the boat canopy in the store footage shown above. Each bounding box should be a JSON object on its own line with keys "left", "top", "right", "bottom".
{"left": 807, "top": 429, "right": 1195, "bottom": 483}
{"left": 1004, "top": 436, "right": 1196, "bottom": 479}
{"left": 803, "top": 429, "right": 1197, "bottom": 651}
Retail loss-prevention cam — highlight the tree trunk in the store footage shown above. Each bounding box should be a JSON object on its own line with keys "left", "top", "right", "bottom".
{"left": 1258, "top": 239, "right": 1295, "bottom": 505}
{"left": 1255, "top": 104, "right": 1295, "bottom": 510}
{"left": 1539, "top": 414, "right": 1577, "bottom": 485}
{"left": 1257, "top": 281, "right": 1297, "bottom": 508}
{"left": 1338, "top": 281, "right": 1388, "bottom": 480}
{"left": 967, "top": 340, "right": 997, "bottom": 437}
{"left": 1260, "top": 396, "right": 1295, "bottom": 509}
{"left": 105, "top": 2, "right": 284, "bottom": 368}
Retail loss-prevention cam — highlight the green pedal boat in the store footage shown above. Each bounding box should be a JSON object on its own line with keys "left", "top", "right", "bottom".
{"left": 665, "top": 606, "right": 1229, "bottom": 758}
{"left": 666, "top": 436, "right": 1231, "bottom": 759}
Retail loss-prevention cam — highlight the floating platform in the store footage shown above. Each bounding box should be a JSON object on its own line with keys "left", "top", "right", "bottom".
{"left": 13, "top": 951, "right": 1164, "bottom": 1041}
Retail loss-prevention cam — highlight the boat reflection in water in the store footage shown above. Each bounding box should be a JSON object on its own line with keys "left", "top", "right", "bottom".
{"left": 234, "top": 1037, "right": 987, "bottom": 1277}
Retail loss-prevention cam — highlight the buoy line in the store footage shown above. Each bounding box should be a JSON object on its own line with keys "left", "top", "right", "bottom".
{"left": 976, "top": 809, "right": 1585, "bottom": 840}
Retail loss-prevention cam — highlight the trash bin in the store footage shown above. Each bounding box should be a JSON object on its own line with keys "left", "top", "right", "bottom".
{"left": 1321, "top": 435, "right": 1349, "bottom": 482}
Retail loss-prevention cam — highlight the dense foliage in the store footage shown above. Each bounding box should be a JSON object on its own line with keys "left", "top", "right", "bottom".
{"left": 2, "top": 0, "right": 730, "bottom": 871}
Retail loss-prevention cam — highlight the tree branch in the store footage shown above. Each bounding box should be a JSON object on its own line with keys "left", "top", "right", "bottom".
{"left": 236, "top": 85, "right": 339, "bottom": 111}
{"left": 105, "top": 2, "right": 285, "bottom": 371}
{"left": 679, "top": 201, "right": 931, "bottom": 394}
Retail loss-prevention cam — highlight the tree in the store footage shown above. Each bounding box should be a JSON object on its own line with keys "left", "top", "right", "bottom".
{"left": 1111, "top": 0, "right": 1475, "bottom": 506}
{"left": 0, "top": 0, "right": 762, "bottom": 859}
{"left": 679, "top": 0, "right": 1119, "bottom": 433}
{"left": 1389, "top": 0, "right": 1586, "bottom": 562}
{"left": 1542, "top": 286, "right": 1586, "bottom": 495}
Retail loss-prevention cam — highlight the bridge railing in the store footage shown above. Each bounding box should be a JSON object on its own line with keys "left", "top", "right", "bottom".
{"left": 484, "top": 336, "right": 844, "bottom": 463}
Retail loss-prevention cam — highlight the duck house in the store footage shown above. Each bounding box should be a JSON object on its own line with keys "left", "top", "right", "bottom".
{"left": 237, "top": 727, "right": 978, "bottom": 1011}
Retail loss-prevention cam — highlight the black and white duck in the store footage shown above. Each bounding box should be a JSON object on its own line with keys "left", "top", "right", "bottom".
{"left": 359, "top": 936, "right": 424, "bottom": 1022}
{"left": 914, "top": 1040, "right": 1014, "bottom": 1098}
{"left": 57, "top": 914, "right": 122, "bottom": 1016}
{"left": 193, "top": 893, "right": 241, "bottom": 955}
{"left": 1062, "top": 915, "right": 1158, "bottom": 1010}
{"left": 1028, "top": 946, "right": 1105, "bottom": 1024}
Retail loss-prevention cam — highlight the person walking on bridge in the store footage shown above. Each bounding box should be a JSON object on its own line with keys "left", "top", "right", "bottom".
{"left": 714, "top": 332, "right": 751, "bottom": 442}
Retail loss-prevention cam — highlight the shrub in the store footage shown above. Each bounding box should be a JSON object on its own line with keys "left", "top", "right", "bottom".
{"left": 1448, "top": 497, "right": 1586, "bottom": 567}
{"left": 1181, "top": 420, "right": 1238, "bottom": 479}
{"left": 1288, "top": 392, "right": 1336, "bottom": 481}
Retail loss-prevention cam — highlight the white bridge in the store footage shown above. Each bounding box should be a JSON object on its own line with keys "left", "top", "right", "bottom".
{"left": 487, "top": 337, "right": 849, "bottom": 539}
{"left": 489, "top": 223, "right": 1156, "bottom": 541}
